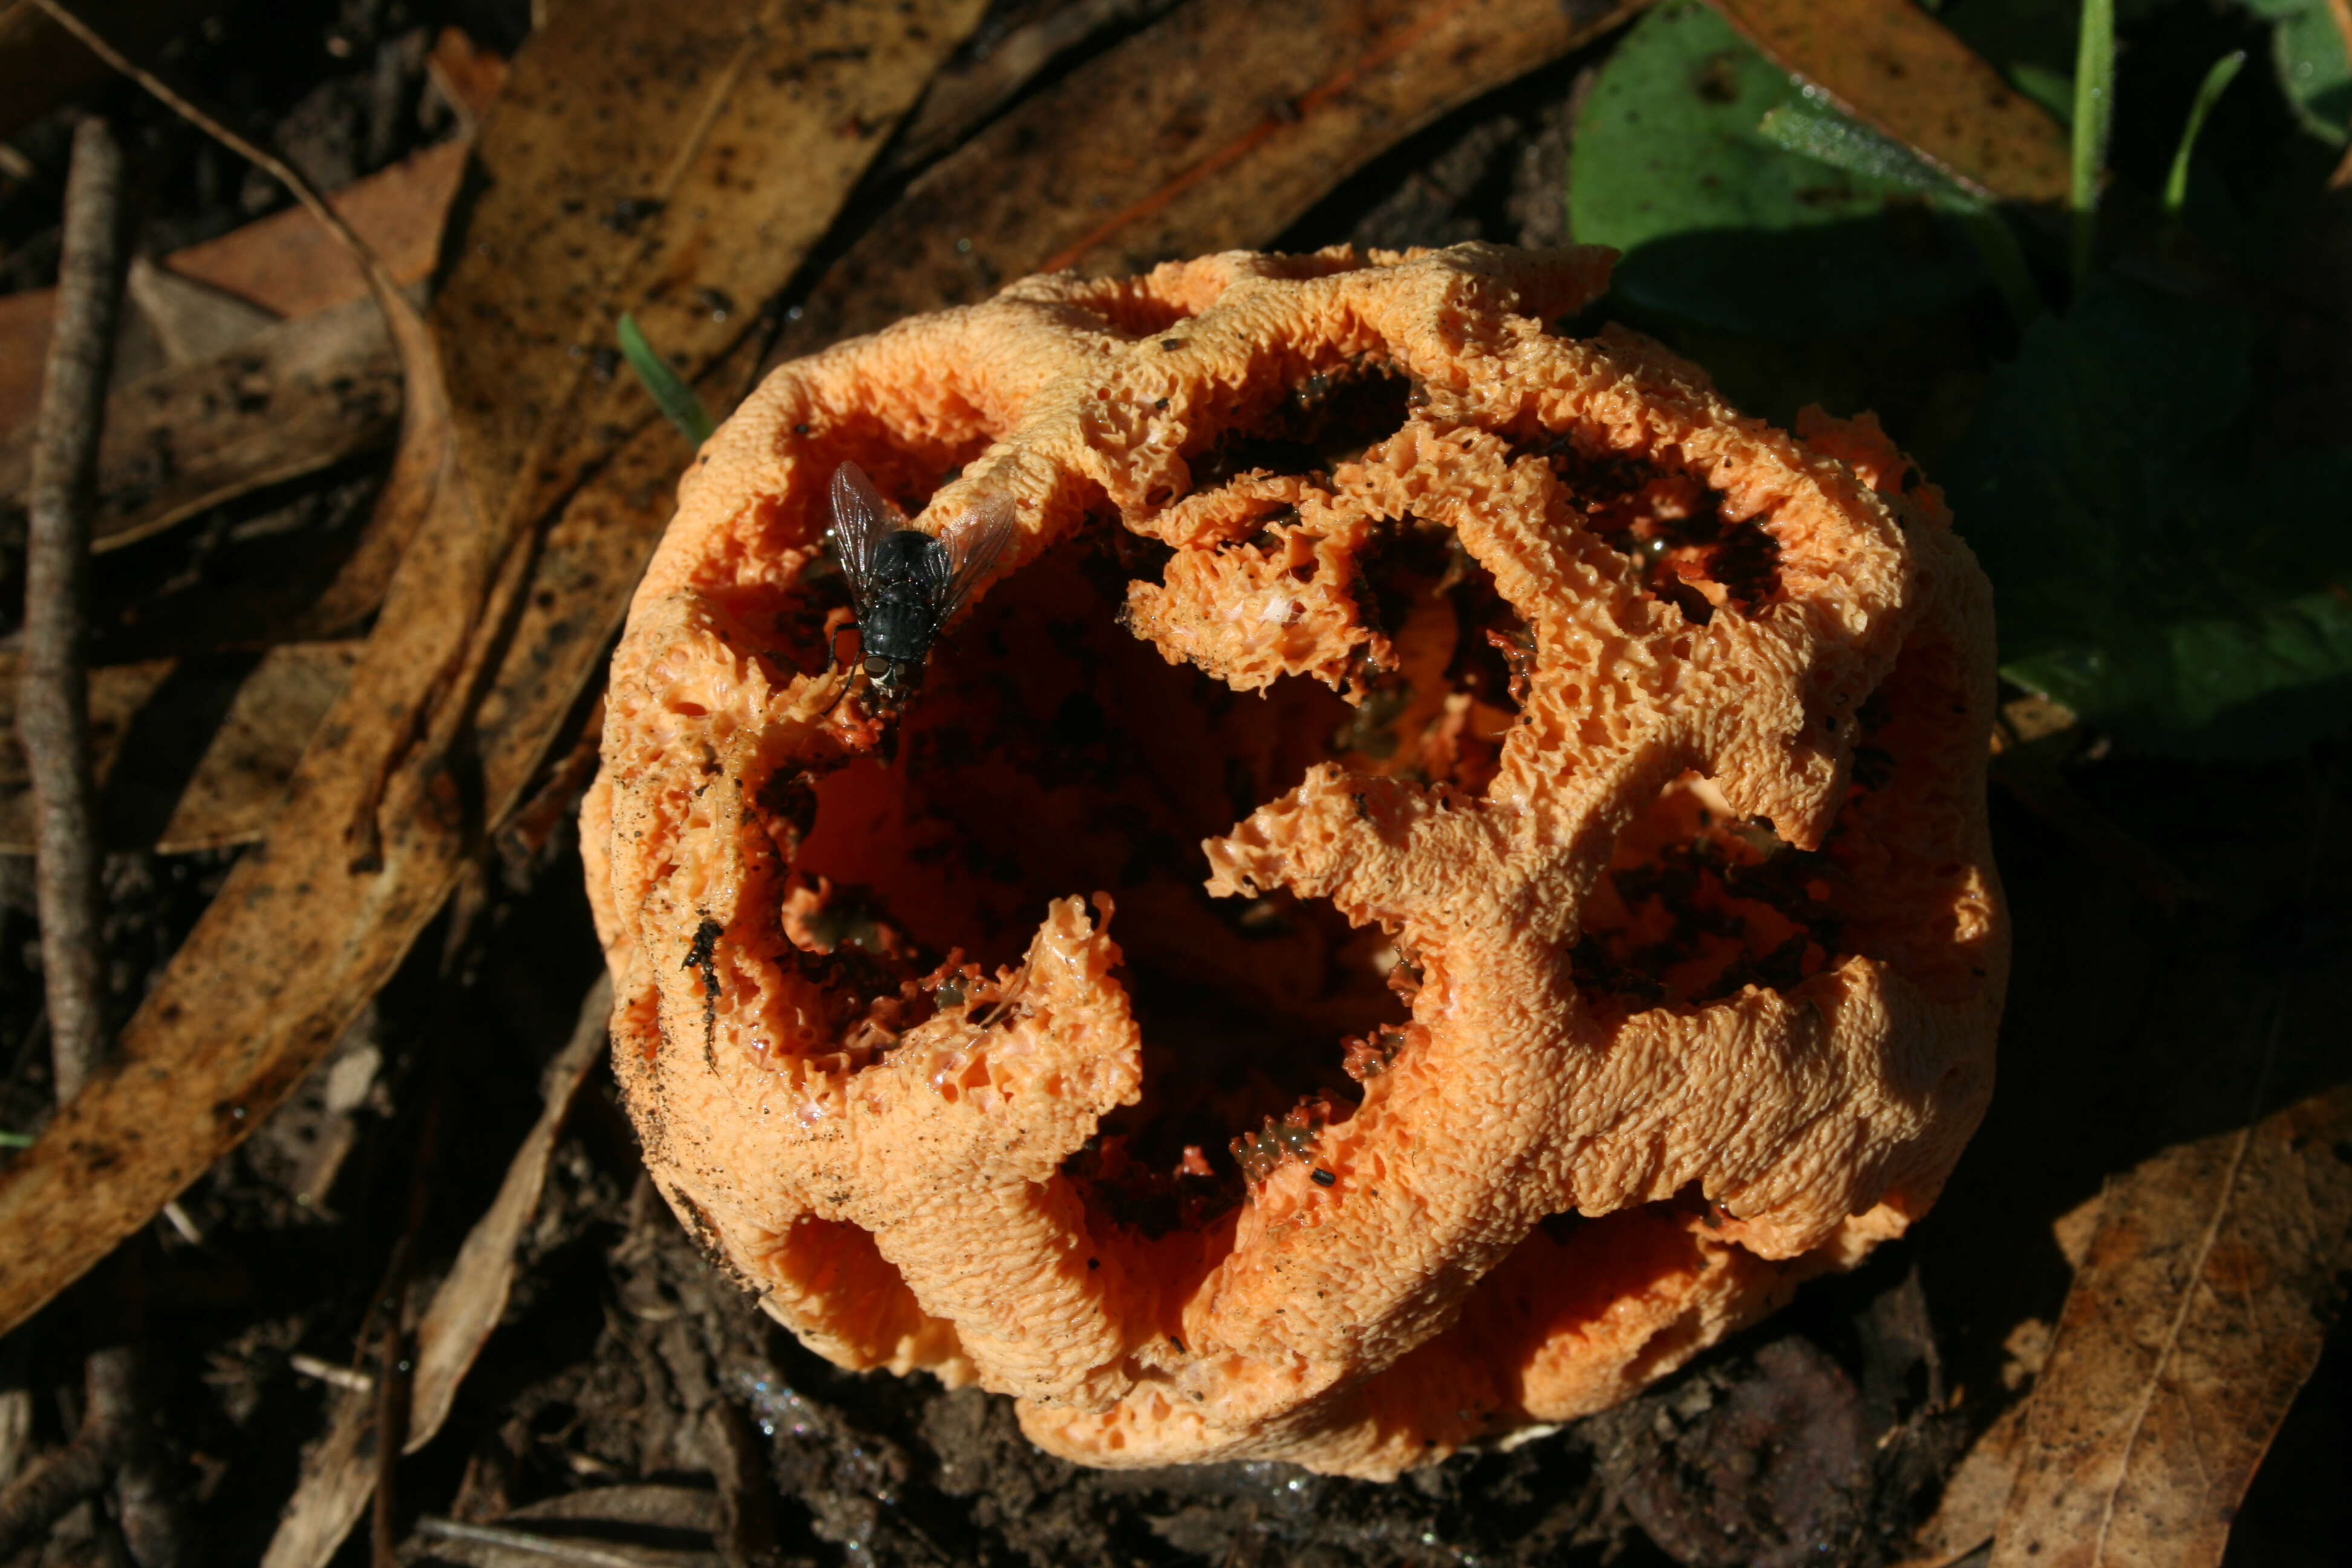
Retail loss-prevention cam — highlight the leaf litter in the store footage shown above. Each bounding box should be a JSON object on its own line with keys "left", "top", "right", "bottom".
{"left": 0, "top": 0, "right": 992, "bottom": 1345}
{"left": 0, "top": 0, "right": 2345, "bottom": 1563}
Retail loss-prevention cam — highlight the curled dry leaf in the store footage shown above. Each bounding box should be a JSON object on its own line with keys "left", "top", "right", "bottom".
{"left": 0, "top": 137, "right": 466, "bottom": 436}
{"left": 587, "top": 243, "right": 2008, "bottom": 1475}
{"left": 772, "top": 0, "right": 1645, "bottom": 360}
{"left": 1710, "top": 0, "right": 2070, "bottom": 204}
{"left": 260, "top": 976, "right": 610, "bottom": 1568}
{"left": 0, "top": 296, "right": 398, "bottom": 554}
{"left": 878, "top": 0, "right": 1183, "bottom": 182}
{"left": 0, "top": 642, "right": 362, "bottom": 854}
{"left": 0, "top": 0, "right": 988, "bottom": 1340}
{"left": 1990, "top": 1080, "right": 2352, "bottom": 1568}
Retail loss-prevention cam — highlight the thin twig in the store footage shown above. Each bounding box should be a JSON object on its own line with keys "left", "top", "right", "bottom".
{"left": 17, "top": 111, "right": 192, "bottom": 1568}
{"left": 19, "top": 114, "right": 124, "bottom": 1102}
{"left": 0, "top": 1339, "right": 151, "bottom": 1559}
{"left": 413, "top": 1515, "right": 688, "bottom": 1568}
{"left": 287, "top": 1354, "right": 375, "bottom": 1395}
{"left": 93, "top": 1340, "right": 183, "bottom": 1568}
{"left": 0, "top": 1415, "right": 116, "bottom": 1558}
{"left": 369, "top": 1301, "right": 410, "bottom": 1568}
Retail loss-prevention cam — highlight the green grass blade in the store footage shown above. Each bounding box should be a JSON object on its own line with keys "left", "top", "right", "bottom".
{"left": 2163, "top": 50, "right": 2247, "bottom": 219}
{"left": 1757, "top": 97, "right": 1965, "bottom": 195}
{"left": 617, "top": 312, "right": 716, "bottom": 446}
{"left": 2070, "top": 0, "right": 2115, "bottom": 292}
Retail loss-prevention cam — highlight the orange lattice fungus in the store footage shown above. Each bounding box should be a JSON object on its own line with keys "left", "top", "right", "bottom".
{"left": 581, "top": 244, "right": 2007, "bottom": 1477}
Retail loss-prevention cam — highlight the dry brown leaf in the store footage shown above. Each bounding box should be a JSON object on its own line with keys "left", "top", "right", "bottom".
{"left": 0, "top": 0, "right": 987, "bottom": 1341}
{"left": 0, "top": 642, "right": 360, "bottom": 853}
{"left": 1709, "top": 0, "right": 2069, "bottom": 204}
{"left": 0, "top": 137, "right": 466, "bottom": 433}
{"left": 878, "top": 0, "right": 1180, "bottom": 181}
{"left": 122, "top": 256, "right": 278, "bottom": 365}
{"left": 0, "top": 295, "right": 397, "bottom": 554}
{"left": 260, "top": 975, "right": 610, "bottom": 1568}
{"left": 162, "top": 137, "right": 469, "bottom": 317}
{"left": 1990, "top": 1081, "right": 2352, "bottom": 1568}
{"left": 774, "top": 0, "right": 1645, "bottom": 359}
{"left": 0, "top": 293, "right": 50, "bottom": 437}
{"left": 424, "top": 24, "right": 508, "bottom": 129}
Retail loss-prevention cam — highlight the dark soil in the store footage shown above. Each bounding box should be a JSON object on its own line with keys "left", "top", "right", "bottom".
{"left": 1, "top": 4, "right": 2346, "bottom": 1566}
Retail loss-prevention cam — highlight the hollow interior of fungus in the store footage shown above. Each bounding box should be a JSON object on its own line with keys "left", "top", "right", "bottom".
{"left": 786, "top": 532, "right": 1418, "bottom": 1234}
{"left": 734, "top": 386, "right": 1973, "bottom": 1255}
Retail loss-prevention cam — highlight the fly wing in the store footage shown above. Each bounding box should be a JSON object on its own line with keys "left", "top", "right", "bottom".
{"left": 935, "top": 492, "right": 1017, "bottom": 621}
{"left": 828, "top": 461, "right": 902, "bottom": 611}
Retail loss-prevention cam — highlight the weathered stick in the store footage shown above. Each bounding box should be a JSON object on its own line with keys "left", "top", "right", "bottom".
{"left": 18, "top": 113, "right": 124, "bottom": 1101}
{"left": 14, "top": 113, "right": 189, "bottom": 1568}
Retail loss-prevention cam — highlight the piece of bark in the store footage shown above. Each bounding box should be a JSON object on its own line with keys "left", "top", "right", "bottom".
{"left": 0, "top": 296, "right": 399, "bottom": 555}
{"left": 20, "top": 113, "right": 126, "bottom": 1103}
{"left": 1990, "top": 1083, "right": 2352, "bottom": 1568}
{"left": 771, "top": 0, "right": 1645, "bottom": 362}
{"left": 411, "top": 1492, "right": 725, "bottom": 1568}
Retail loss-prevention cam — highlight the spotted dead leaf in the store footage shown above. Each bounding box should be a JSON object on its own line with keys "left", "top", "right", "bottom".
{"left": 1710, "top": 0, "right": 2070, "bottom": 203}
{"left": 1990, "top": 1081, "right": 2352, "bottom": 1568}
{"left": 773, "top": 0, "right": 1644, "bottom": 359}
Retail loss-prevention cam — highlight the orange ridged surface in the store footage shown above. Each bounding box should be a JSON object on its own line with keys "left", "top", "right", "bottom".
{"left": 583, "top": 244, "right": 2007, "bottom": 1476}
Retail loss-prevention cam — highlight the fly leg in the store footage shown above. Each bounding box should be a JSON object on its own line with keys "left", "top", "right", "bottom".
{"left": 820, "top": 617, "right": 863, "bottom": 717}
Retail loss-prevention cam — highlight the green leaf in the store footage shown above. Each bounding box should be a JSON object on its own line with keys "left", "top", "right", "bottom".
{"left": 1566, "top": 0, "right": 1985, "bottom": 338}
{"left": 1944, "top": 278, "right": 2352, "bottom": 754}
{"left": 2238, "top": 0, "right": 2352, "bottom": 145}
{"left": 617, "top": 312, "right": 716, "bottom": 446}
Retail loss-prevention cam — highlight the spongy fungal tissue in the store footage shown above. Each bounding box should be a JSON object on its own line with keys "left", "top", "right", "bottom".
{"left": 582, "top": 244, "right": 2008, "bottom": 1478}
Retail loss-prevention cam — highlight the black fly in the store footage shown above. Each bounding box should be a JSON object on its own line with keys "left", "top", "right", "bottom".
{"left": 826, "top": 460, "right": 1016, "bottom": 712}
